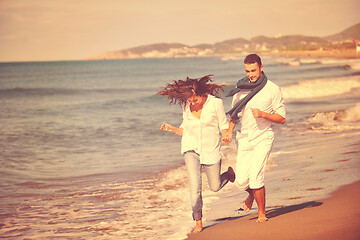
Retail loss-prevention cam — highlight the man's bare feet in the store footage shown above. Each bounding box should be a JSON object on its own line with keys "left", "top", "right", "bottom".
{"left": 256, "top": 215, "right": 268, "bottom": 223}
{"left": 191, "top": 220, "right": 203, "bottom": 233}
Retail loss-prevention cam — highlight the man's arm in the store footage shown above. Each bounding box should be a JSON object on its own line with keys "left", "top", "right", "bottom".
{"left": 223, "top": 118, "right": 237, "bottom": 142}
{"left": 251, "top": 108, "right": 286, "bottom": 124}
{"left": 228, "top": 118, "right": 237, "bottom": 131}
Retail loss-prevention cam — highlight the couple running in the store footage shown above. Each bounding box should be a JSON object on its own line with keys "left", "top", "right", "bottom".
{"left": 157, "top": 54, "right": 286, "bottom": 233}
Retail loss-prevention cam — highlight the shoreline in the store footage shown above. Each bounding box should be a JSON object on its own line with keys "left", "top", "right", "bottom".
{"left": 186, "top": 180, "right": 360, "bottom": 240}
{"left": 262, "top": 49, "right": 359, "bottom": 59}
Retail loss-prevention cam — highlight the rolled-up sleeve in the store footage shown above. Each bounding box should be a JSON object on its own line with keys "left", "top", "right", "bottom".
{"left": 272, "top": 87, "right": 286, "bottom": 119}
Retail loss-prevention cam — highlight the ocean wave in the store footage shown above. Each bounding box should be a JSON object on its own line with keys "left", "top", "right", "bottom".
{"left": 0, "top": 87, "right": 152, "bottom": 98}
{"left": 278, "top": 57, "right": 360, "bottom": 71}
{"left": 282, "top": 76, "right": 360, "bottom": 100}
{"left": 109, "top": 142, "right": 240, "bottom": 240}
{"left": 303, "top": 103, "right": 360, "bottom": 132}
{"left": 310, "top": 102, "right": 360, "bottom": 123}
{"left": 320, "top": 59, "right": 360, "bottom": 70}
{"left": 220, "top": 55, "right": 244, "bottom": 61}
{"left": 277, "top": 58, "right": 319, "bottom": 66}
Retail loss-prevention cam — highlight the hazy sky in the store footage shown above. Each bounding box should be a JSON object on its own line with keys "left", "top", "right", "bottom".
{"left": 1, "top": 0, "right": 359, "bottom": 62}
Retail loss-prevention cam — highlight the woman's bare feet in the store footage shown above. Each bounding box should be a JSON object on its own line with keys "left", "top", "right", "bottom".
{"left": 227, "top": 167, "right": 236, "bottom": 183}
{"left": 240, "top": 194, "right": 254, "bottom": 212}
{"left": 241, "top": 202, "right": 251, "bottom": 212}
{"left": 191, "top": 220, "right": 203, "bottom": 233}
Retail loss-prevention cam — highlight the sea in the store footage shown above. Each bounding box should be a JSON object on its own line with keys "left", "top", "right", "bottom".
{"left": 0, "top": 56, "right": 359, "bottom": 240}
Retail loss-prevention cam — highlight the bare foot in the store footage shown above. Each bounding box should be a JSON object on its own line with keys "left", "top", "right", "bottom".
{"left": 227, "top": 167, "right": 236, "bottom": 183}
{"left": 191, "top": 220, "right": 202, "bottom": 233}
{"left": 240, "top": 194, "right": 254, "bottom": 212}
{"left": 241, "top": 202, "right": 251, "bottom": 212}
{"left": 256, "top": 215, "right": 268, "bottom": 223}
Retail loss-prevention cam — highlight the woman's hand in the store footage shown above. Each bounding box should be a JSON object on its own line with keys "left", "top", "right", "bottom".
{"left": 160, "top": 123, "right": 183, "bottom": 136}
{"left": 160, "top": 122, "right": 174, "bottom": 132}
{"left": 221, "top": 129, "right": 232, "bottom": 145}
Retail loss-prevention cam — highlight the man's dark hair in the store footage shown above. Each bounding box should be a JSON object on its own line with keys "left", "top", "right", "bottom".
{"left": 244, "top": 54, "right": 262, "bottom": 66}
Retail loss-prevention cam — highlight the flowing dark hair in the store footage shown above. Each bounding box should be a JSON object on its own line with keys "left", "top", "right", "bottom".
{"left": 157, "top": 74, "right": 225, "bottom": 106}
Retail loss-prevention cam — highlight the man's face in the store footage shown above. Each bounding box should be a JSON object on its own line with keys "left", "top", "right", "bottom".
{"left": 244, "top": 62, "right": 263, "bottom": 82}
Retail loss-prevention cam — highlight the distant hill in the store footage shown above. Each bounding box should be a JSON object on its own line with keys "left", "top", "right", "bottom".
{"left": 86, "top": 22, "right": 360, "bottom": 60}
{"left": 325, "top": 23, "right": 360, "bottom": 42}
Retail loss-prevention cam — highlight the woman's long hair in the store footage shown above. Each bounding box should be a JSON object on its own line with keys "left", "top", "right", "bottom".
{"left": 157, "top": 74, "right": 225, "bottom": 106}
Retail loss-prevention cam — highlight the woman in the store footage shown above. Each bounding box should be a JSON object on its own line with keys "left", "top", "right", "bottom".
{"left": 157, "top": 75, "right": 235, "bottom": 233}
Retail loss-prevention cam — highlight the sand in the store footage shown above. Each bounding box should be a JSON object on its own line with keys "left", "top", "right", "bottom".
{"left": 186, "top": 181, "right": 360, "bottom": 240}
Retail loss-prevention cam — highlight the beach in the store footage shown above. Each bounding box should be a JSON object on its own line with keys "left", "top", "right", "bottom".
{"left": 0, "top": 56, "right": 359, "bottom": 239}
{"left": 187, "top": 181, "right": 360, "bottom": 240}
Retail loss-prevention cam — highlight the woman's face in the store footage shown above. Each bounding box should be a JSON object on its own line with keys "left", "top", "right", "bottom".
{"left": 187, "top": 93, "right": 204, "bottom": 106}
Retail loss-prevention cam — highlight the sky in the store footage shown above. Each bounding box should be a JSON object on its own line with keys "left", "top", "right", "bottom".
{"left": 0, "top": 0, "right": 359, "bottom": 62}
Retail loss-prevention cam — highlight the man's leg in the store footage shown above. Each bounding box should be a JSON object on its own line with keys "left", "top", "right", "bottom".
{"left": 235, "top": 138, "right": 253, "bottom": 190}
{"left": 235, "top": 138, "right": 254, "bottom": 211}
{"left": 253, "top": 186, "right": 267, "bottom": 222}
{"left": 242, "top": 188, "right": 254, "bottom": 211}
{"left": 249, "top": 133, "right": 273, "bottom": 222}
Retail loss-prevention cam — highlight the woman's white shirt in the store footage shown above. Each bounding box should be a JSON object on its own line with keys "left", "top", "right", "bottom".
{"left": 180, "top": 95, "right": 228, "bottom": 164}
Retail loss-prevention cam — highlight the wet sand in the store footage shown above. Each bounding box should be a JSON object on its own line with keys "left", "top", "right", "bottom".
{"left": 187, "top": 181, "right": 360, "bottom": 240}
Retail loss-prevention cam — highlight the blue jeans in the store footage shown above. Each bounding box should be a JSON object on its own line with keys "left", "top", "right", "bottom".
{"left": 184, "top": 151, "right": 230, "bottom": 220}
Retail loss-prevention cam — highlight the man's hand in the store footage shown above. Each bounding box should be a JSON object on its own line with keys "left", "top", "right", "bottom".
{"left": 221, "top": 129, "right": 233, "bottom": 145}
{"left": 251, "top": 108, "right": 263, "bottom": 118}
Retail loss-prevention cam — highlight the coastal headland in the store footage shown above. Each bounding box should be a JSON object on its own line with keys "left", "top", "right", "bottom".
{"left": 86, "top": 23, "right": 360, "bottom": 60}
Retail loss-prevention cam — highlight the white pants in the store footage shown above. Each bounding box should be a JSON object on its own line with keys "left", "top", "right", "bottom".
{"left": 235, "top": 131, "right": 274, "bottom": 190}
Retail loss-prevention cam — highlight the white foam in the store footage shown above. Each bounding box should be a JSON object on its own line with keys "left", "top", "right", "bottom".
{"left": 348, "top": 62, "right": 360, "bottom": 70}
{"left": 277, "top": 57, "right": 320, "bottom": 66}
{"left": 319, "top": 58, "right": 360, "bottom": 70}
{"left": 307, "top": 102, "right": 360, "bottom": 132}
{"left": 277, "top": 58, "right": 300, "bottom": 66}
{"left": 220, "top": 55, "right": 244, "bottom": 61}
{"left": 278, "top": 57, "right": 360, "bottom": 70}
{"left": 299, "top": 58, "right": 319, "bottom": 64}
{"left": 282, "top": 76, "right": 360, "bottom": 100}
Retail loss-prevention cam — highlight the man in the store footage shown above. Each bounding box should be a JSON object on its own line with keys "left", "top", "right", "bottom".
{"left": 225, "top": 54, "right": 286, "bottom": 222}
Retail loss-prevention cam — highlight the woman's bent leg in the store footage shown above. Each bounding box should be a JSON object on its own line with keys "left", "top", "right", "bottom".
{"left": 184, "top": 151, "right": 202, "bottom": 221}
{"left": 204, "top": 161, "right": 229, "bottom": 192}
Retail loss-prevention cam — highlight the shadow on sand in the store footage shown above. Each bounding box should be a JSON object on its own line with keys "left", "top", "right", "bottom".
{"left": 214, "top": 201, "right": 323, "bottom": 223}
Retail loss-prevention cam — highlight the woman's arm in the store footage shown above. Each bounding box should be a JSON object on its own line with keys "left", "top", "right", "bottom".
{"left": 160, "top": 122, "right": 183, "bottom": 136}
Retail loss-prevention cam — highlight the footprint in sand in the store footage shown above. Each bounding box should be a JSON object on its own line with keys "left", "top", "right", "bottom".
{"left": 307, "top": 188, "right": 323, "bottom": 191}
{"left": 288, "top": 197, "right": 302, "bottom": 200}
{"left": 344, "top": 151, "right": 360, "bottom": 154}
{"left": 337, "top": 159, "right": 351, "bottom": 162}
